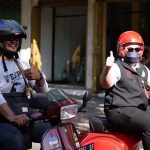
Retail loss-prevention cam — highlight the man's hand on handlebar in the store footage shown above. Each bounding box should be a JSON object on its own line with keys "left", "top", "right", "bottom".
{"left": 8, "top": 114, "right": 29, "bottom": 127}
{"left": 0, "top": 103, "right": 29, "bottom": 127}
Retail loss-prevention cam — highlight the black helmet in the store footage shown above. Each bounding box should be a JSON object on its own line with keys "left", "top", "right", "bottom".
{"left": 0, "top": 19, "right": 27, "bottom": 39}
{"left": 0, "top": 19, "right": 27, "bottom": 72}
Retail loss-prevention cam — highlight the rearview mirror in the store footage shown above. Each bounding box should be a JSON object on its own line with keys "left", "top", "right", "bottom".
{"left": 82, "top": 88, "right": 93, "bottom": 103}
{"left": 78, "top": 88, "right": 93, "bottom": 112}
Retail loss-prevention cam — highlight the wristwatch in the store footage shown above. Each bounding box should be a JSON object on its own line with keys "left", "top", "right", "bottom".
{"left": 37, "top": 71, "right": 43, "bottom": 81}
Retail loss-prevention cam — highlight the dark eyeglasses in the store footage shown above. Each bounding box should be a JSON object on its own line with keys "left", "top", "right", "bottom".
{"left": 2, "top": 37, "right": 20, "bottom": 41}
{"left": 126, "top": 47, "right": 141, "bottom": 52}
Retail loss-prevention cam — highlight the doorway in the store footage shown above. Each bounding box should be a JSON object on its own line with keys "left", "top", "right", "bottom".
{"left": 52, "top": 5, "right": 87, "bottom": 85}
{"left": 106, "top": 1, "right": 150, "bottom": 57}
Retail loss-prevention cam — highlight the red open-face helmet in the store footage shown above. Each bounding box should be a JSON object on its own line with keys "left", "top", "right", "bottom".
{"left": 117, "top": 31, "right": 144, "bottom": 58}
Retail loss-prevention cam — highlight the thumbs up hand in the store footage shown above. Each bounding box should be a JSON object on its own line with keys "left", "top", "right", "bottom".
{"left": 29, "top": 59, "right": 34, "bottom": 68}
{"left": 106, "top": 51, "right": 115, "bottom": 67}
{"left": 24, "top": 59, "right": 41, "bottom": 80}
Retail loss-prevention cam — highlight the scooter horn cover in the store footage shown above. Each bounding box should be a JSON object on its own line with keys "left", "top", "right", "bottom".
{"left": 117, "top": 31, "right": 144, "bottom": 58}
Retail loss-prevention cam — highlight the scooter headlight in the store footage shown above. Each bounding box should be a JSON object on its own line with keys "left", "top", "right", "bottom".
{"left": 61, "top": 104, "right": 78, "bottom": 120}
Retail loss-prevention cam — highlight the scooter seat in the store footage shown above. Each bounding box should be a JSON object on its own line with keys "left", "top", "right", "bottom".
{"left": 89, "top": 116, "right": 136, "bottom": 134}
{"left": 89, "top": 116, "right": 108, "bottom": 133}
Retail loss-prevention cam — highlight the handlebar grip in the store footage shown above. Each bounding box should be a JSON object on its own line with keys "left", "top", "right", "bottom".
{"left": 29, "top": 111, "right": 43, "bottom": 122}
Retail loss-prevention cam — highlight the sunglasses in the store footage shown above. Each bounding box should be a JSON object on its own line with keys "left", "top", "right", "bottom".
{"left": 2, "top": 36, "right": 20, "bottom": 41}
{"left": 126, "top": 47, "right": 141, "bottom": 52}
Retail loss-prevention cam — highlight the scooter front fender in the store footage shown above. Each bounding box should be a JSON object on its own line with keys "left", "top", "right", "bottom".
{"left": 80, "top": 132, "right": 140, "bottom": 150}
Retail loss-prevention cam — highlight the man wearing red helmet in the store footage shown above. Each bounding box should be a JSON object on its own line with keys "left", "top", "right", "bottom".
{"left": 100, "top": 31, "right": 150, "bottom": 150}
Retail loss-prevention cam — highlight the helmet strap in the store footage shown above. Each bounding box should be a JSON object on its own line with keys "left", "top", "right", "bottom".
{"left": 3, "top": 48, "right": 17, "bottom": 59}
{"left": 2, "top": 50, "right": 8, "bottom": 72}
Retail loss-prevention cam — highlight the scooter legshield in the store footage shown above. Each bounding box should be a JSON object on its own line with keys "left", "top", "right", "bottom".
{"left": 41, "top": 123, "right": 80, "bottom": 150}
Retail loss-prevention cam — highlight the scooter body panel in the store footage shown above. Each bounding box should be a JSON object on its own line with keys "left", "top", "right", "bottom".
{"left": 41, "top": 123, "right": 80, "bottom": 150}
{"left": 80, "top": 132, "right": 141, "bottom": 150}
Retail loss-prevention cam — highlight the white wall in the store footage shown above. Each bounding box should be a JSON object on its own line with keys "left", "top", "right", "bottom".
{"left": 20, "top": 0, "right": 31, "bottom": 62}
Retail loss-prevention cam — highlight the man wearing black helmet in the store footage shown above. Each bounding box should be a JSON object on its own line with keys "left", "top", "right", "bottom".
{"left": 0, "top": 19, "right": 51, "bottom": 150}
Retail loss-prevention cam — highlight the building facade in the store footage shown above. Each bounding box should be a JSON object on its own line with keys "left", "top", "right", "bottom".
{"left": 1, "top": 0, "right": 150, "bottom": 92}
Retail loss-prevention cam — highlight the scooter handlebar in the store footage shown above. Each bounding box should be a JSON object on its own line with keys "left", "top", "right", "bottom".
{"left": 28, "top": 111, "right": 43, "bottom": 122}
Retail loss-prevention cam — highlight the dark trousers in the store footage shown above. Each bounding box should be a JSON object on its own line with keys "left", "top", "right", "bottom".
{"left": 0, "top": 120, "right": 51, "bottom": 150}
{"left": 105, "top": 106, "right": 150, "bottom": 150}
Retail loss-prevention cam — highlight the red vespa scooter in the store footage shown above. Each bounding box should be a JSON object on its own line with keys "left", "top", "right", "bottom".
{"left": 28, "top": 88, "right": 93, "bottom": 149}
{"left": 29, "top": 88, "right": 142, "bottom": 150}
{"left": 79, "top": 116, "right": 142, "bottom": 150}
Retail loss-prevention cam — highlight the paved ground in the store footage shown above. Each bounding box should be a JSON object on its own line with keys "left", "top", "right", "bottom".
{"left": 29, "top": 85, "right": 143, "bottom": 150}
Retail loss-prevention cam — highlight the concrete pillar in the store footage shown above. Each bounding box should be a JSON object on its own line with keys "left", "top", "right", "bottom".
{"left": 86, "top": 0, "right": 95, "bottom": 89}
{"left": 20, "top": 0, "right": 32, "bottom": 62}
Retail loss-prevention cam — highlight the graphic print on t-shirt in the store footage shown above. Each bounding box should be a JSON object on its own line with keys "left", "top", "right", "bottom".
{"left": 4, "top": 71, "right": 22, "bottom": 83}
{"left": 10, "top": 82, "right": 24, "bottom": 93}
{"left": 4, "top": 70, "right": 25, "bottom": 93}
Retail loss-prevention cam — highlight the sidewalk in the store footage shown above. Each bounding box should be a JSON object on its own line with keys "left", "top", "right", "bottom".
{"left": 30, "top": 84, "right": 143, "bottom": 150}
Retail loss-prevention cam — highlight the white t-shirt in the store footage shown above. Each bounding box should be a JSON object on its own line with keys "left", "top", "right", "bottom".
{"left": 111, "top": 62, "right": 150, "bottom": 85}
{"left": 0, "top": 58, "right": 48, "bottom": 105}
